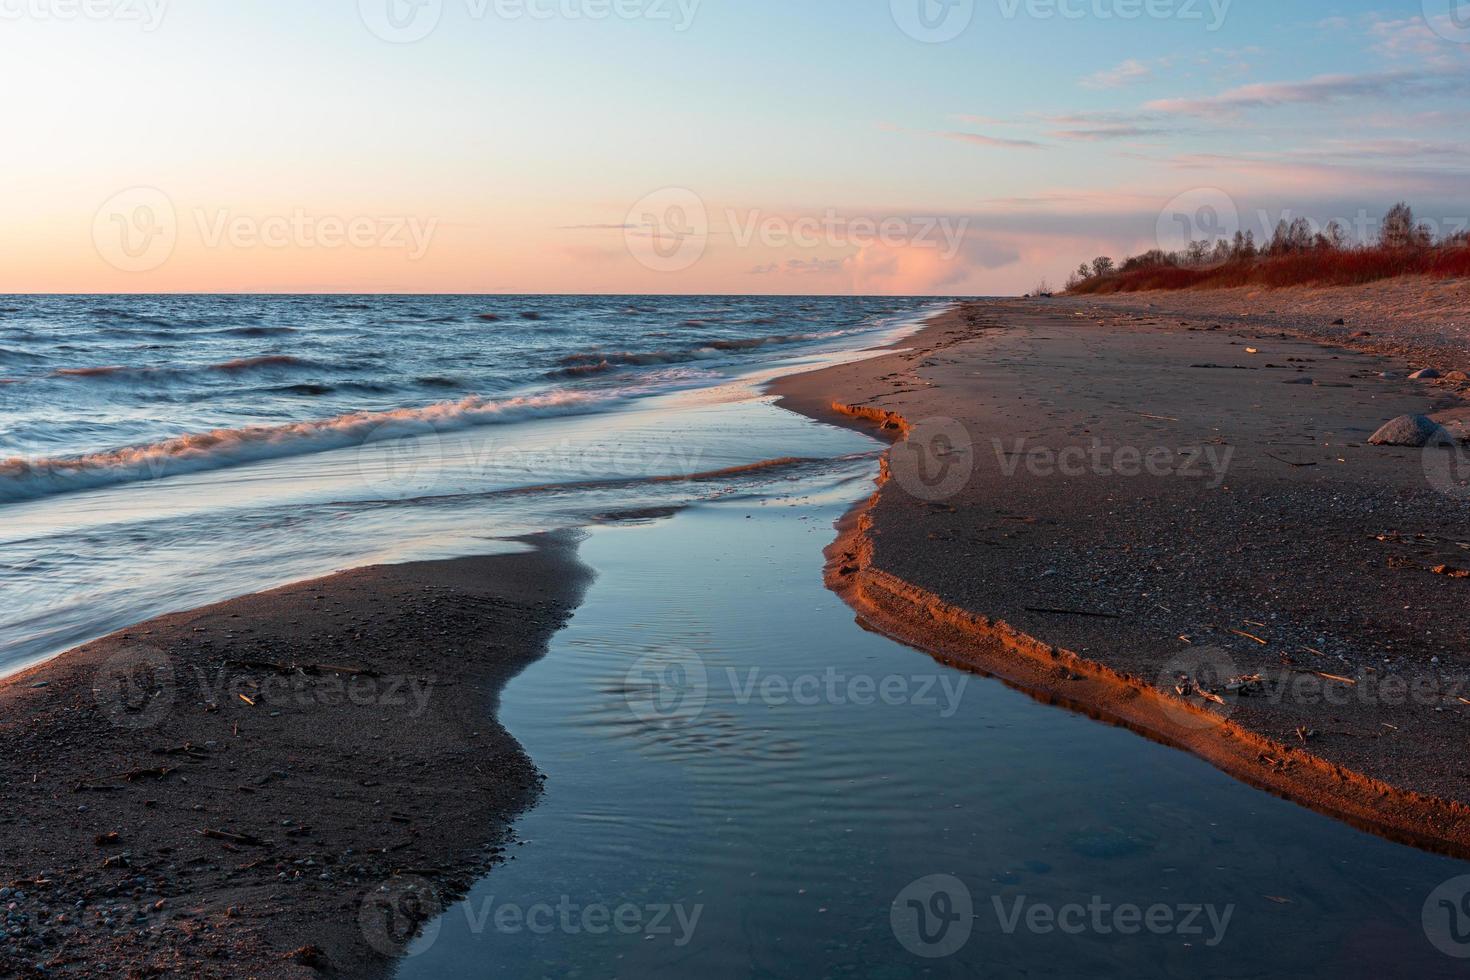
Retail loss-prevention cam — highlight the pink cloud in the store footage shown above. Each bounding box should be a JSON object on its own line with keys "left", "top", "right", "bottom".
{"left": 941, "top": 131, "right": 1046, "bottom": 150}
{"left": 1081, "top": 59, "right": 1153, "bottom": 90}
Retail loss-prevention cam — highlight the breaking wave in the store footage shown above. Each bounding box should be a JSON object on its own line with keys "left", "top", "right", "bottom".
{"left": 0, "top": 389, "right": 612, "bottom": 503}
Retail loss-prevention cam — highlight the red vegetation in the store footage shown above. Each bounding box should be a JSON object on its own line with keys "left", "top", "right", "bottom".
{"left": 1070, "top": 246, "right": 1470, "bottom": 295}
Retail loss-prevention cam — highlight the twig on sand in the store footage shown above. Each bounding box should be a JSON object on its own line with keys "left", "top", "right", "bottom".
{"left": 199, "top": 828, "right": 271, "bottom": 848}
{"left": 1315, "top": 672, "right": 1357, "bottom": 686}
{"left": 1230, "top": 628, "right": 1269, "bottom": 645}
{"left": 1024, "top": 607, "right": 1121, "bottom": 619}
{"left": 1266, "top": 453, "right": 1318, "bottom": 468}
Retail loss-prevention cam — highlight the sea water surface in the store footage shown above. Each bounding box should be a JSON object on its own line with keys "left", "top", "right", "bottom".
{"left": 0, "top": 294, "right": 928, "bottom": 671}
{"left": 4, "top": 295, "right": 1469, "bottom": 977}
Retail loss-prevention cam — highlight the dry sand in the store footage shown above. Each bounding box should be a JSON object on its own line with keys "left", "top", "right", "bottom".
{"left": 774, "top": 299, "right": 1470, "bottom": 855}
{"left": 0, "top": 533, "right": 589, "bottom": 978}
{"left": 1069, "top": 276, "right": 1470, "bottom": 375}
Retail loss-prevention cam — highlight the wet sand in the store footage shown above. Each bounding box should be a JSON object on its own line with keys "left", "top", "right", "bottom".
{"left": 0, "top": 534, "right": 589, "bottom": 978}
{"left": 773, "top": 299, "right": 1470, "bottom": 855}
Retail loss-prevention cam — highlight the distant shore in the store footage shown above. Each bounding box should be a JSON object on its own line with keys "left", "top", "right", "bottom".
{"left": 0, "top": 535, "right": 589, "bottom": 978}
{"left": 774, "top": 297, "right": 1470, "bottom": 855}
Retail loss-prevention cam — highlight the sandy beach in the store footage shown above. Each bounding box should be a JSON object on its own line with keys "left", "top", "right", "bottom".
{"left": 774, "top": 298, "right": 1470, "bottom": 855}
{"left": 1067, "top": 277, "right": 1470, "bottom": 376}
{"left": 0, "top": 534, "right": 589, "bottom": 978}
{"left": 6, "top": 295, "right": 1470, "bottom": 973}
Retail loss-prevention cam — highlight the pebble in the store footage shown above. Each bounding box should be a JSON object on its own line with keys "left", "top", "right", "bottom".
{"left": 1410, "top": 368, "right": 1442, "bottom": 380}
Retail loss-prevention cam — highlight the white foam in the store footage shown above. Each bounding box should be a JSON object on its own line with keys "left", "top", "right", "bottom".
{"left": 0, "top": 389, "right": 612, "bottom": 503}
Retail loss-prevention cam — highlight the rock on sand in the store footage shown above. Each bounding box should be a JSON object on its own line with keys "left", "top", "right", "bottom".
{"left": 1368, "top": 414, "right": 1446, "bottom": 447}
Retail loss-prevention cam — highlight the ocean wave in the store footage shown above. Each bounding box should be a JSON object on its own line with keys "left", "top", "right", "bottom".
{"left": 213, "top": 355, "right": 312, "bottom": 372}
{"left": 548, "top": 349, "right": 700, "bottom": 379}
{"left": 699, "top": 332, "right": 823, "bottom": 352}
{"left": 53, "top": 365, "right": 135, "bottom": 379}
{"left": 87, "top": 307, "right": 172, "bottom": 324}
{"left": 0, "top": 389, "right": 612, "bottom": 504}
{"left": 52, "top": 355, "right": 318, "bottom": 381}
{"left": 547, "top": 332, "right": 831, "bottom": 380}
{"left": 270, "top": 383, "right": 337, "bottom": 397}
{"left": 215, "top": 325, "right": 298, "bottom": 338}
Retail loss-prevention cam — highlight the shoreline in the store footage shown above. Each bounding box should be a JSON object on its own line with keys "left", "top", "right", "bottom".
{"left": 0, "top": 305, "right": 935, "bottom": 976}
{"left": 0, "top": 534, "right": 590, "bottom": 978}
{"left": 772, "top": 299, "right": 1470, "bottom": 857}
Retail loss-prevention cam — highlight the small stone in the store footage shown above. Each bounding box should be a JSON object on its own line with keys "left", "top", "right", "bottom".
{"left": 1410, "top": 368, "right": 1442, "bottom": 380}
{"left": 1368, "top": 414, "right": 1445, "bottom": 447}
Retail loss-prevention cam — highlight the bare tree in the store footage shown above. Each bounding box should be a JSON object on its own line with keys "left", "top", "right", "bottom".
{"left": 1381, "top": 202, "right": 1416, "bottom": 249}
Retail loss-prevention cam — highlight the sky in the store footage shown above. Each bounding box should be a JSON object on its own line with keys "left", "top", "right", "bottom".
{"left": 1, "top": 0, "right": 1467, "bottom": 295}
